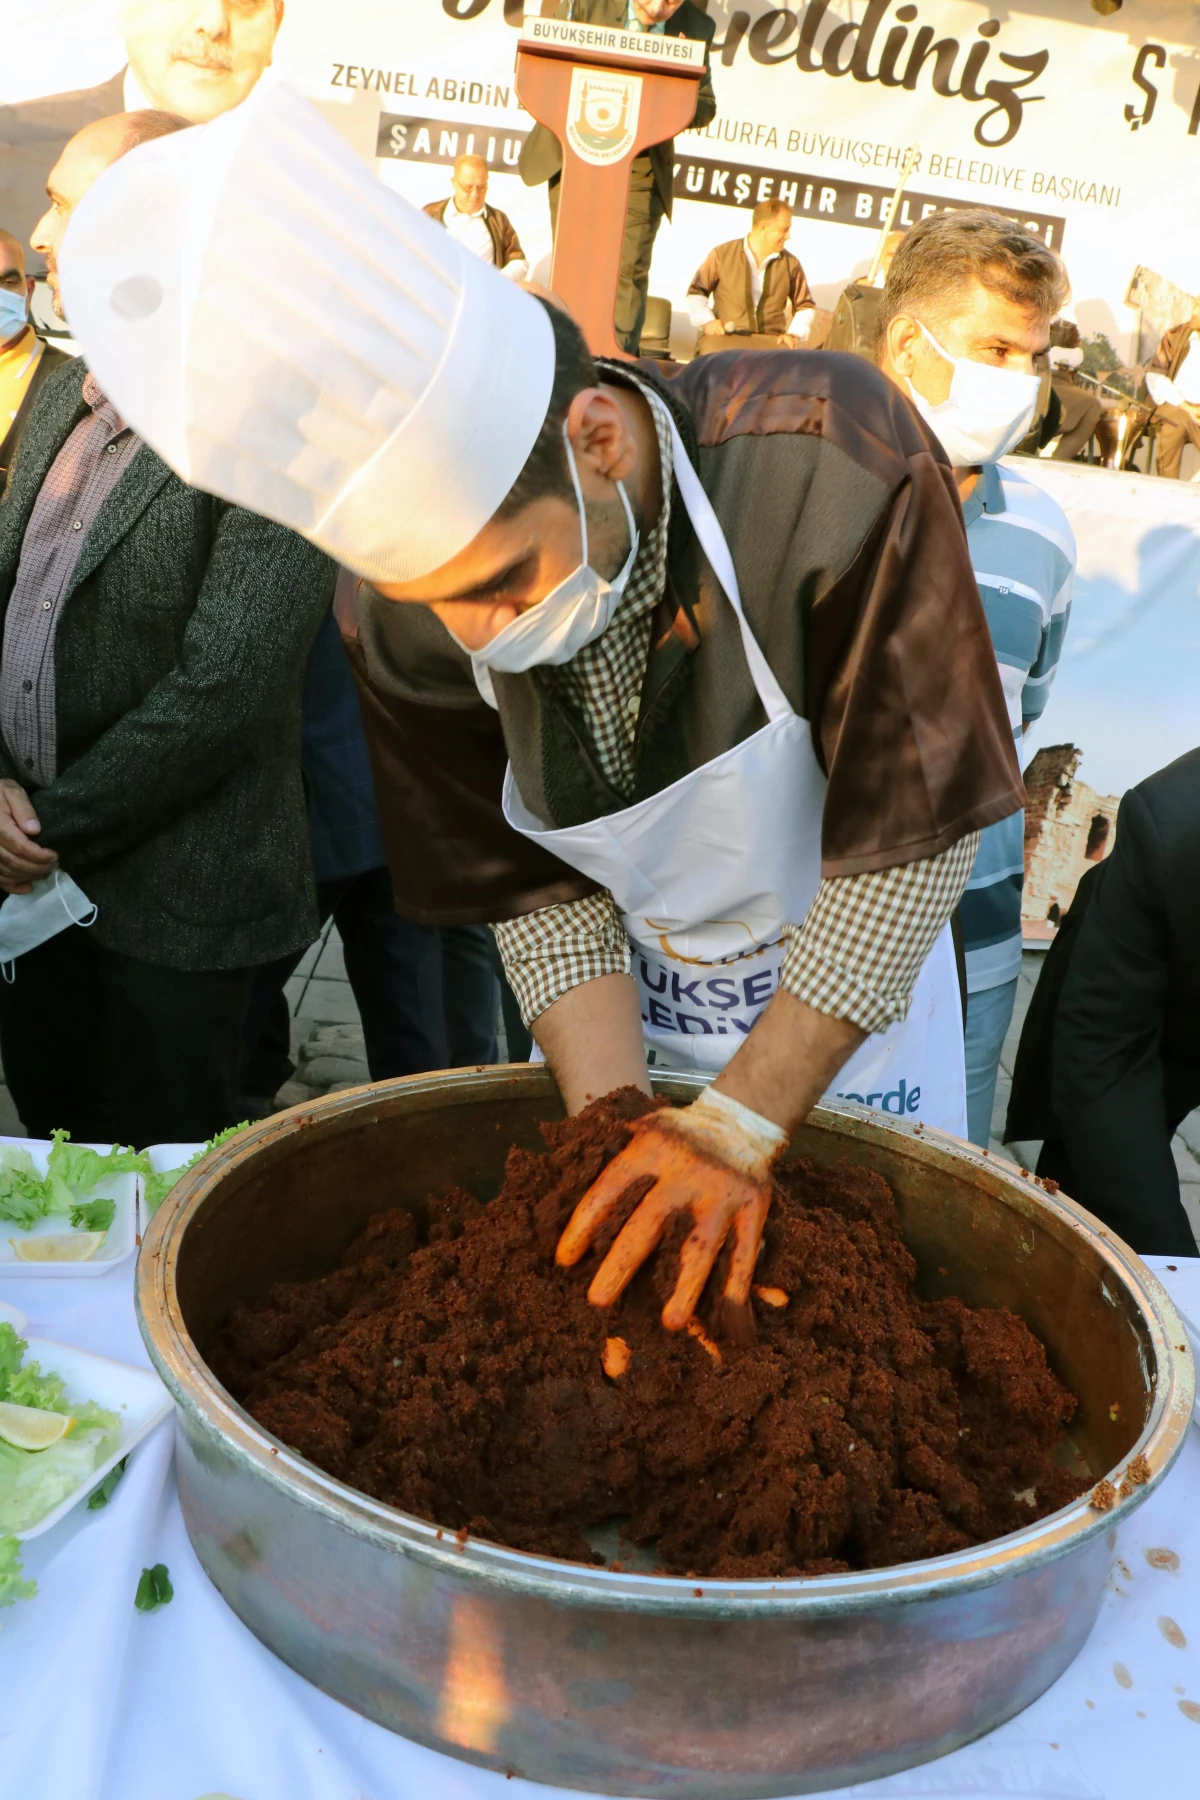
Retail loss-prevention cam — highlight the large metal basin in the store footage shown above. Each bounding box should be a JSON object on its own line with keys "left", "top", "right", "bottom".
{"left": 136, "top": 1069, "right": 1194, "bottom": 1797}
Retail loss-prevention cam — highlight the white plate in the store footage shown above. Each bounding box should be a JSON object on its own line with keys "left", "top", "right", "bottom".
{"left": 9, "top": 1335, "right": 172, "bottom": 1539}
{"left": 139, "top": 1143, "right": 204, "bottom": 1225}
{"left": 0, "top": 1137, "right": 138, "bottom": 1278}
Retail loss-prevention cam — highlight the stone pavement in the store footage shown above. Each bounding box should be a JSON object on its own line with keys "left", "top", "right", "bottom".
{"left": 1, "top": 937, "right": 1197, "bottom": 1247}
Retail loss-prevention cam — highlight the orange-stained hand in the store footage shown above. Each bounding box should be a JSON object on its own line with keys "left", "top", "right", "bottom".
{"left": 555, "top": 1088, "right": 788, "bottom": 1334}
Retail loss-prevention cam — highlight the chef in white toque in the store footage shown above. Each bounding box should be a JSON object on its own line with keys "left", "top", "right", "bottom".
{"left": 60, "top": 85, "right": 1022, "bottom": 1339}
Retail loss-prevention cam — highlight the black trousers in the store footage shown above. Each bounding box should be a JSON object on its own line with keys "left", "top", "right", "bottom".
{"left": 1037, "top": 1125, "right": 1198, "bottom": 1257}
{"left": 1050, "top": 382, "right": 1104, "bottom": 462}
{"left": 238, "top": 866, "right": 528, "bottom": 1102}
{"left": 0, "top": 925, "right": 252, "bottom": 1147}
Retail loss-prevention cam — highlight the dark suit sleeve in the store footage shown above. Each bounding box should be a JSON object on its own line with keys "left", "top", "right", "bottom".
{"left": 691, "top": 14, "right": 717, "bottom": 130}
{"left": 32, "top": 511, "right": 336, "bottom": 871}
{"left": 1051, "top": 786, "right": 1195, "bottom": 1254}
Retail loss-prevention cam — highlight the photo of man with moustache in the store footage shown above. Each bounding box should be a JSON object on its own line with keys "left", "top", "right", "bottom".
{"left": 1, "top": 0, "right": 284, "bottom": 252}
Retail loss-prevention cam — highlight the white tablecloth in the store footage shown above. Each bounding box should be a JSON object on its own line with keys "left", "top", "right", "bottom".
{"left": 4, "top": 1257, "right": 1199, "bottom": 1800}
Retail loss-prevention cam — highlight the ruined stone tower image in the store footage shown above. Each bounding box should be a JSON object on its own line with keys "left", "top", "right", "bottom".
{"left": 1022, "top": 745, "right": 1121, "bottom": 941}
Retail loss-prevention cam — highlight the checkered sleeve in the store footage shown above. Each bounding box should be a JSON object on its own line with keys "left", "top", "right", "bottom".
{"left": 779, "top": 834, "right": 978, "bottom": 1034}
{"left": 492, "top": 890, "right": 632, "bottom": 1027}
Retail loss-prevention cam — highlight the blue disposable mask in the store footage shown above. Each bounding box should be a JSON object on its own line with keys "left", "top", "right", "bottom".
{"left": 0, "top": 287, "right": 29, "bottom": 337}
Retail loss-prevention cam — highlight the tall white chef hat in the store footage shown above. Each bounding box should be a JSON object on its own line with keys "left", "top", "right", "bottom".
{"left": 57, "top": 82, "right": 556, "bottom": 583}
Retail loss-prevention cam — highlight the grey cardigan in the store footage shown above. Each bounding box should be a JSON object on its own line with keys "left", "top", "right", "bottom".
{"left": 0, "top": 358, "right": 336, "bottom": 970}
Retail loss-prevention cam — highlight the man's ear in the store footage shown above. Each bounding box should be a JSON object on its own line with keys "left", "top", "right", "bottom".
{"left": 565, "top": 387, "right": 638, "bottom": 485}
{"left": 883, "top": 313, "right": 920, "bottom": 380}
{"left": 25, "top": 277, "right": 35, "bottom": 305}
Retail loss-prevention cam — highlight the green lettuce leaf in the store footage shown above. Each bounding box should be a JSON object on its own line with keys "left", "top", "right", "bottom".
{"left": 4, "top": 1355, "right": 116, "bottom": 1443}
{"left": 142, "top": 1167, "right": 184, "bottom": 1216}
{"left": 0, "top": 1426, "right": 120, "bottom": 1533}
{"left": 87, "top": 1455, "right": 128, "bottom": 1509}
{"left": 6, "top": 1355, "right": 66, "bottom": 1413}
{"left": 134, "top": 1563, "right": 173, "bottom": 1612}
{"left": 0, "top": 1133, "right": 143, "bottom": 1233}
{"left": 0, "top": 1147, "right": 52, "bottom": 1229}
{"left": 0, "top": 1329, "right": 121, "bottom": 1532}
{"left": 47, "top": 1131, "right": 147, "bottom": 1200}
{"left": 69, "top": 1198, "right": 115, "bottom": 1234}
{"left": 142, "top": 1122, "right": 250, "bottom": 1216}
{"left": 0, "top": 1324, "right": 23, "bottom": 1400}
{"left": 0, "top": 1533, "right": 35, "bottom": 1609}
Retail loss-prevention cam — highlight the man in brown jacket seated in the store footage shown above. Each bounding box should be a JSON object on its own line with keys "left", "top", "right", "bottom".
{"left": 423, "top": 155, "right": 528, "bottom": 284}
{"left": 1144, "top": 295, "right": 1200, "bottom": 478}
{"left": 687, "top": 200, "right": 815, "bottom": 354}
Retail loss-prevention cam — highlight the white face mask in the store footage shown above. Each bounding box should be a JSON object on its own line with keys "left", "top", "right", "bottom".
{"left": 450, "top": 427, "right": 640, "bottom": 708}
{"left": 0, "top": 870, "right": 96, "bottom": 981}
{"left": 905, "top": 320, "right": 1041, "bottom": 469}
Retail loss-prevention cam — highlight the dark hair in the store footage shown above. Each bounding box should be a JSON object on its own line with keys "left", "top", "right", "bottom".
{"left": 879, "top": 209, "right": 1069, "bottom": 340}
{"left": 495, "top": 298, "right": 597, "bottom": 517}
{"left": 751, "top": 197, "right": 791, "bottom": 228}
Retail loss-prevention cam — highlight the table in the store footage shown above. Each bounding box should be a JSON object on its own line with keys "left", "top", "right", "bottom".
{"left": 4, "top": 1257, "right": 1198, "bottom": 1800}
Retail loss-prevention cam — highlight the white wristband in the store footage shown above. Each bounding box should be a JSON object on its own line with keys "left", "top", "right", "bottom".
{"left": 659, "top": 1085, "right": 789, "bottom": 1180}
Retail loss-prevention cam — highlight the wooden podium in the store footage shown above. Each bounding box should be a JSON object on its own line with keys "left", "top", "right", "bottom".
{"left": 516, "top": 15, "right": 703, "bottom": 360}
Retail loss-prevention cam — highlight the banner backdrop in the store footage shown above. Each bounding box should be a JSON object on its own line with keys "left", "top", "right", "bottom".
{"left": 7, "top": 1, "right": 1200, "bottom": 357}
{"left": 4, "top": 0, "right": 1199, "bottom": 940}
{"left": 1010, "top": 458, "right": 1200, "bottom": 941}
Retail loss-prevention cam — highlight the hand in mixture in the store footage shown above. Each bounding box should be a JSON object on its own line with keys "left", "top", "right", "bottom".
{"left": 555, "top": 1087, "right": 788, "bottom": 1335}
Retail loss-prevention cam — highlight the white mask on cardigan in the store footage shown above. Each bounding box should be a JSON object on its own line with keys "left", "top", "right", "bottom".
{"left": 0, "top": 871, "right": 96, "bottom": 982}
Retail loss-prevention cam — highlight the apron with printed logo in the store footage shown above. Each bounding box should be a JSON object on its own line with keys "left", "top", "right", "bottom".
{"left": 503, "top": 414, "right": 967, "bottom": 1136}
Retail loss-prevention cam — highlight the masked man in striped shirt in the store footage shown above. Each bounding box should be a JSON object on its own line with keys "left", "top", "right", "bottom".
{"left": 879, "top": 211, "right": 1075, "bottom": 1148}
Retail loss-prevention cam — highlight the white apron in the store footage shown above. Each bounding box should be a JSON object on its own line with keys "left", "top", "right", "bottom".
{"left": 503, "top": 415, "right": 967, "bottom": 1137}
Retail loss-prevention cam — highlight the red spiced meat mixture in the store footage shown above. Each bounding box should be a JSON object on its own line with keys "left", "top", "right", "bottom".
{"left": 208, "top": 1089, "right": 1087, "bottom": 1577}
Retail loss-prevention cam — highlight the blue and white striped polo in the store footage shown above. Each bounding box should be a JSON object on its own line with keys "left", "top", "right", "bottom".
{"left": 960, "top": 458, "right": 1075, "bottom": 993}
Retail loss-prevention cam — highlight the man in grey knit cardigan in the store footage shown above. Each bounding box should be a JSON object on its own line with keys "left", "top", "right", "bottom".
{"left": 0, "top": 111, "right": 335, "bottom": 1145}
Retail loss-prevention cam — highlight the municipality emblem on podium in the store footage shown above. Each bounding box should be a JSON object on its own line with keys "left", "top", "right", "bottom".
{"left": 565, "top": 68, "right": 642, "bottom": 166}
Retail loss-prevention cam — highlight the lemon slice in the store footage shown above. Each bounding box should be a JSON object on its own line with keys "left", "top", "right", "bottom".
{"left": 10, "top": 1232, "right": 107, "bottom": 1263}
{"left": 0, "top": 1401, "right": 72, "bottom": 1450}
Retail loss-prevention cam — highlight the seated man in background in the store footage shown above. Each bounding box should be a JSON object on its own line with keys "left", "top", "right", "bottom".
{"left": 0, "top": 112, "right": 335, "bottom": 1146}
{"left": 823, "top": 229, "right": 904, "bottom": 360}
{"left": 423, "top": 154, "right": 528, "bottom": 283}
{"left": 1046, "top": 319, "right": 1104, "bottom": 462}
{"left": 1144, "top": 293, "right": 1200, "bottom": 479}
{"left": 0, "top": 227, "right": 68, "bottom": 500}
{"left": 877, "top": 211, "right": 1075, "bottom": 1147}
{"left": 1006, "top": 749, "right": 1200, "bottom": 1257}
{"left": 687, "top": 199, "right": 815, "bottom": 354}
{"left": 520, "top": 0, "right": 716, "bottom": 355}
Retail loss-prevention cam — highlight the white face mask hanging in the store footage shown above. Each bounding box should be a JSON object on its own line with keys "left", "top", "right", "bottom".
{"left": 453, "top": 426, "right": 640, "bottom": 708}
{"left": 905, "top": 320, "right": 1042, "bottom": 469}
{"left": 0, "top": 870, "right": 97, "bottom": 982}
